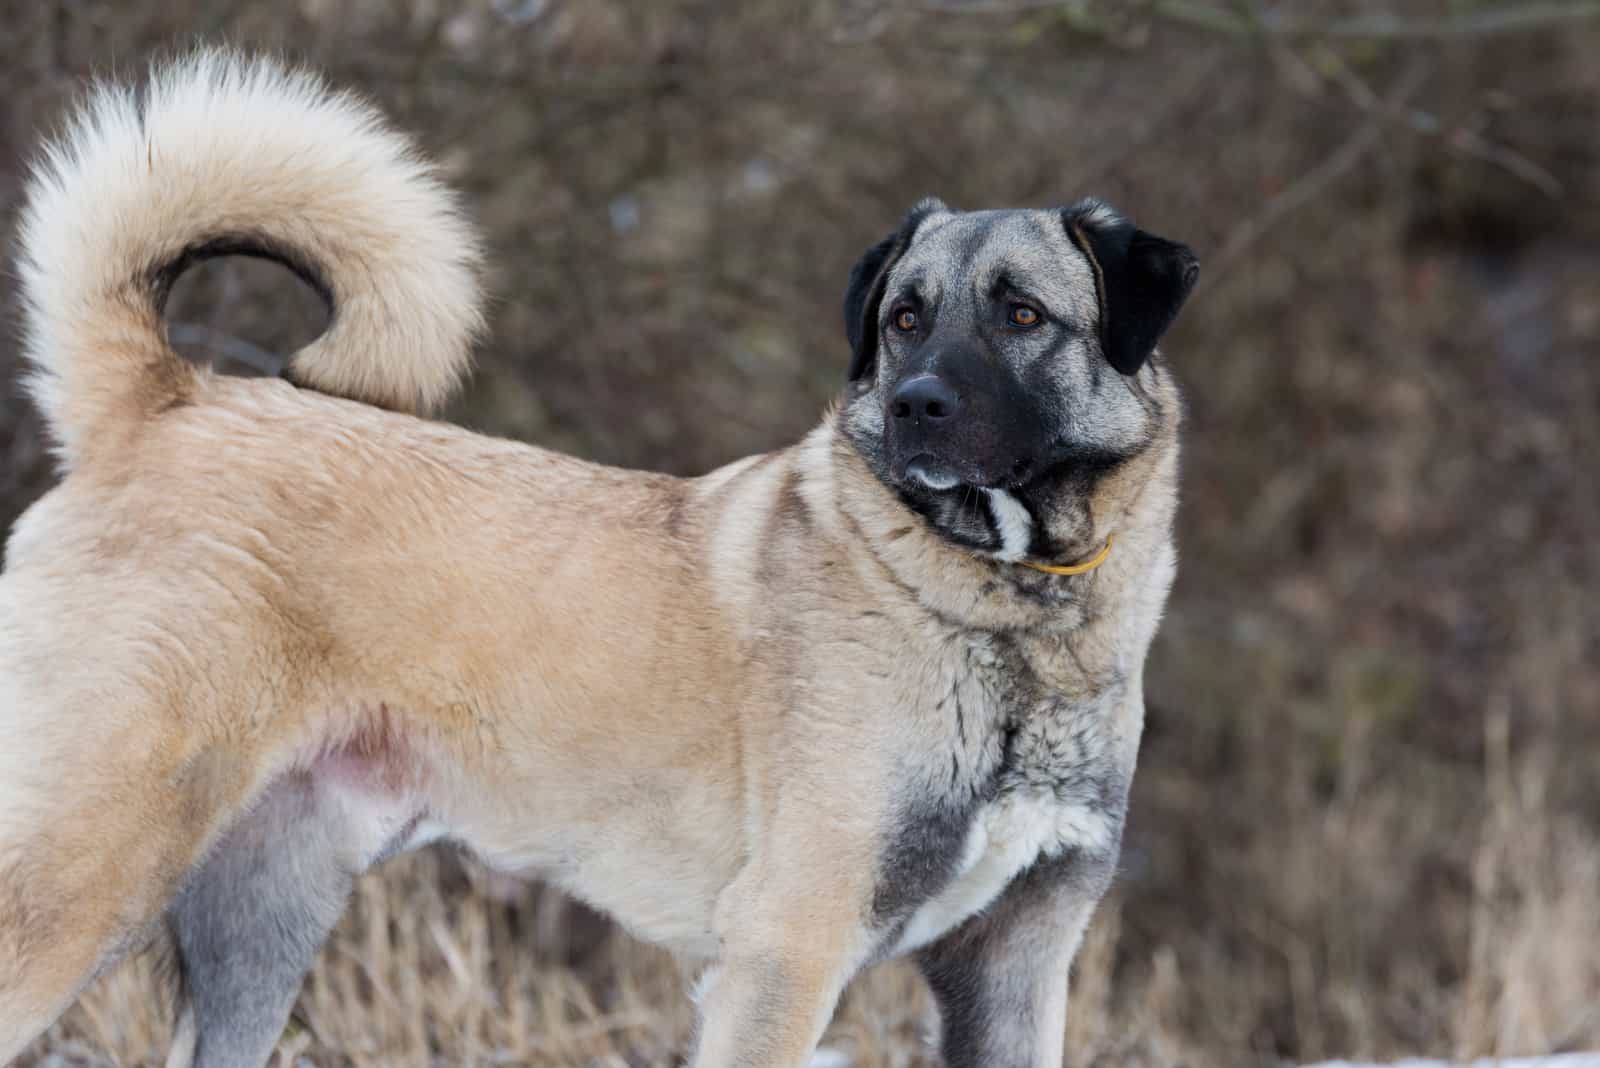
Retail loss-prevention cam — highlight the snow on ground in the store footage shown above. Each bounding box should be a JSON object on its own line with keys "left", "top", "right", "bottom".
{"left": 1304, "top": 1057, "right": 1600, "bottom": 1068}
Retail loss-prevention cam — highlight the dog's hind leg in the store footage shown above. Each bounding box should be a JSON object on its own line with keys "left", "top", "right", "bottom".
{"left": 163, "top": 768, "right": 422, "bottom": 1068}
{"left": 0, "top": 641, "right": 220, "bottom": 1060}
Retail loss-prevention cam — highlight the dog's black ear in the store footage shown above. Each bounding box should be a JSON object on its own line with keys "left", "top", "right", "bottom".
{"left": 1062, "top": 199, "right": 1199, "bottom": 376}
{"left": 844, "top": 198, "right": 944, "bottom": 382}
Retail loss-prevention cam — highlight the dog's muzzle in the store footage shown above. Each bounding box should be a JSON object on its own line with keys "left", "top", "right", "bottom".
{"left": 891, "top": 374, "right": 969, "bottom": 490}
{"left": 886, "top": 363, "right": 1042, "bottom": 494}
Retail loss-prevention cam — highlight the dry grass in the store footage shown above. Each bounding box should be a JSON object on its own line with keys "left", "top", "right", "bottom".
{"left": 4, "top": 2, "right": 1600, "bottom": 1066}
{"left": 21, "top": 744, "right": 1599, "bottom": 1067}
{"left": 20, "top": 861, "right": 1134, "bottom": 1067}
{"left": 25, "top": 735, "right": 1600, "bottom": 1068}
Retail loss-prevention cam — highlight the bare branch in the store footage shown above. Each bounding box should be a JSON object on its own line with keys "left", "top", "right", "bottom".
{"left": 1314, "top": 45, "right": 1565, "bottom": 198}
{"left": 1151, "top": 1, "right": 1600, "bottom": 39}
{"left": 167, "top": 324, "right": 285, "bottom": 376}
{"left": 1212, "top": 60, "right": 1432, "bottom": 273}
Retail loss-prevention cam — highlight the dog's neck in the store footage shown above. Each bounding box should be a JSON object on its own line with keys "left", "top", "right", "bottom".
{"left": 814, "top": 412, "right": 1178, "bottom": 636}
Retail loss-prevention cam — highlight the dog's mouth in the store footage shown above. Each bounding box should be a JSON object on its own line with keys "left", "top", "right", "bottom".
{"left": 891, "top": 454, "right": 1042, "bottom": 563}
{"left": 879, "top": 437, "right": 1137, "bottom": 567}
{"left": 903, "top": 455, "right": 964, "bottom": 492}
{"left": 898, "top": 453, "right": 1036, "bottom": 495}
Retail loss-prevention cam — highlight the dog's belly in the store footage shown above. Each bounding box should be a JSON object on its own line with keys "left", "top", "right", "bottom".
{"left": 303, "top": 737, "right": 733, "bottom": 957}
{"left": 890, "top": 788, "right": 1118, "bottom": 956}
{"left": 478, "top": 842, "right": 726, "bottom": 957}
{"left": 443, "top": 807, "right": 735, "bottom": 958}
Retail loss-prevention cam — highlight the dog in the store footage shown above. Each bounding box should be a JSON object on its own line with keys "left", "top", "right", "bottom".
{"left": 0, "top": 51, "right": 1197, "bottom": 1068}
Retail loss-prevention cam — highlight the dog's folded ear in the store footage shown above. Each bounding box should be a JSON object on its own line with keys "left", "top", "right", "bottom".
{"left": 1062, "top": 199, "right": 1199, "bottom": 376}
{"left": 843, "top": 197, "right": 946, "bottom": 382}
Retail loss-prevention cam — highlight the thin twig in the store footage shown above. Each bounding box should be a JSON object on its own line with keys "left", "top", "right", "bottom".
{"left": 923, "top": 0, "right": 1600, "bottom": 37}
{"left": 1444, "top": 125, "right": 1565, "bottom": 199}
{"left": 1212, "top": 59, "right": 1432, "bottom": 273}
{"left": 1315, "top": 45, "right": 1564, "bottom": 198}
{"left": 1152, "top": 1, "right": 1600, "bottom": 39}
{"left": 167, "top": 323, "right": 285, "bottom": 376}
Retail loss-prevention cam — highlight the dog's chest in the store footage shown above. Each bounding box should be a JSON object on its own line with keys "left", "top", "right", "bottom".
{"left": 890, "top": 785, "right": 1118, "bottom": 955}
{"left": 880, "top": 639, "right": 1130, "bottom": 957}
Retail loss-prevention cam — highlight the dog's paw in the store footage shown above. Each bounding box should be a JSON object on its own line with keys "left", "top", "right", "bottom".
{"left": 807, "top": 1049, "right": 852, "bottom": 1068}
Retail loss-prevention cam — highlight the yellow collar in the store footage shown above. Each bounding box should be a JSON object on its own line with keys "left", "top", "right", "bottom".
{"left": 1017, "top": 533, "right": 1115, "bottom": 576}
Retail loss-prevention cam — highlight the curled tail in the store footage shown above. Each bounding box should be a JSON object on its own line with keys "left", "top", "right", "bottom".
{"left": 16, "top": 50, "right": 485, "bottom": 469}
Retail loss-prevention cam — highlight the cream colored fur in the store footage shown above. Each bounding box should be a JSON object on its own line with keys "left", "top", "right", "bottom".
{"left": 1, "top": 51, "right": 1187, "bottom": 1068}
{"left": 16, "top": 49, "right": 483, "bottom": 468}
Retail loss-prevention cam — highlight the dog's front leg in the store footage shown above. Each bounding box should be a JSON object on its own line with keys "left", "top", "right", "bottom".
{"left": 688, "top": 870, "right": 869, "bottom": 1068}
{"left": 690, "top": 943, "right": 859, "bottom": 1068}
{"left": 915, "top": 854, "right": 1111, "bottom": 1068}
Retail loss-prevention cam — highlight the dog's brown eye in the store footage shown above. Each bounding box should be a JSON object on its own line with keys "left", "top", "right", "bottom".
{"left": 893, "top": 308, "right": 918, "bottom": 333}
{"left": 1009, "top": 304, "right": 1041, "bottom": 327}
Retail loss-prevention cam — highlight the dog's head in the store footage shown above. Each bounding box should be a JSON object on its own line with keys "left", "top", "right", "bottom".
{"left": 838, "top": 198, "right": 1198, "bottom": 562}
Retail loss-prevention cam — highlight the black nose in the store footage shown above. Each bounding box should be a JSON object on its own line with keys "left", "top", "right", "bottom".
{"left": 890, "top": 375, "right": 959, "bottom": 423}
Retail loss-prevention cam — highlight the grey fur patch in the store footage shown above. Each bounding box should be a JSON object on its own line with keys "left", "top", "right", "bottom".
{"left": 916, "top": 851, "right": 1113, "bottom": 1068}
{"left": 165, "top": 774, "right": 373, "bottom": 1067}
{"left": 871, "top": 794, "right": 981, "bottom": 932}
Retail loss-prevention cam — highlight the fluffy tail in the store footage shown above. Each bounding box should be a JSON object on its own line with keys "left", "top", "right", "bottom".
{"left": 16, "top": 50, "right": 484, "bottom": 468}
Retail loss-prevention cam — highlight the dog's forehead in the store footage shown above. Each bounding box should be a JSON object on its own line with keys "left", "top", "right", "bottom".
{"left": 890, "top": 209, "right": 1099, "bottom": 318}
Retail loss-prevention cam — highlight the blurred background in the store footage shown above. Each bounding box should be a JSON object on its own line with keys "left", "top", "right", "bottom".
{"left": 4, "top": 2, "right": 1598, "bottom": 1066}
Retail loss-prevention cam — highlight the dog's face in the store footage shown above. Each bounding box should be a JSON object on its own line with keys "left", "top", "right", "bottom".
{"left": 838, "top": 198, "right": 1198, "bottom": 561}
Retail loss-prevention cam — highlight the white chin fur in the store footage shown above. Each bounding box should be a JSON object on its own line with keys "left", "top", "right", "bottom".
{"left": 915, "top": 470, "right": 960, "bottom": 491}
{"left": 982, "top": 488, "right": 1033, "bottom": 562}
